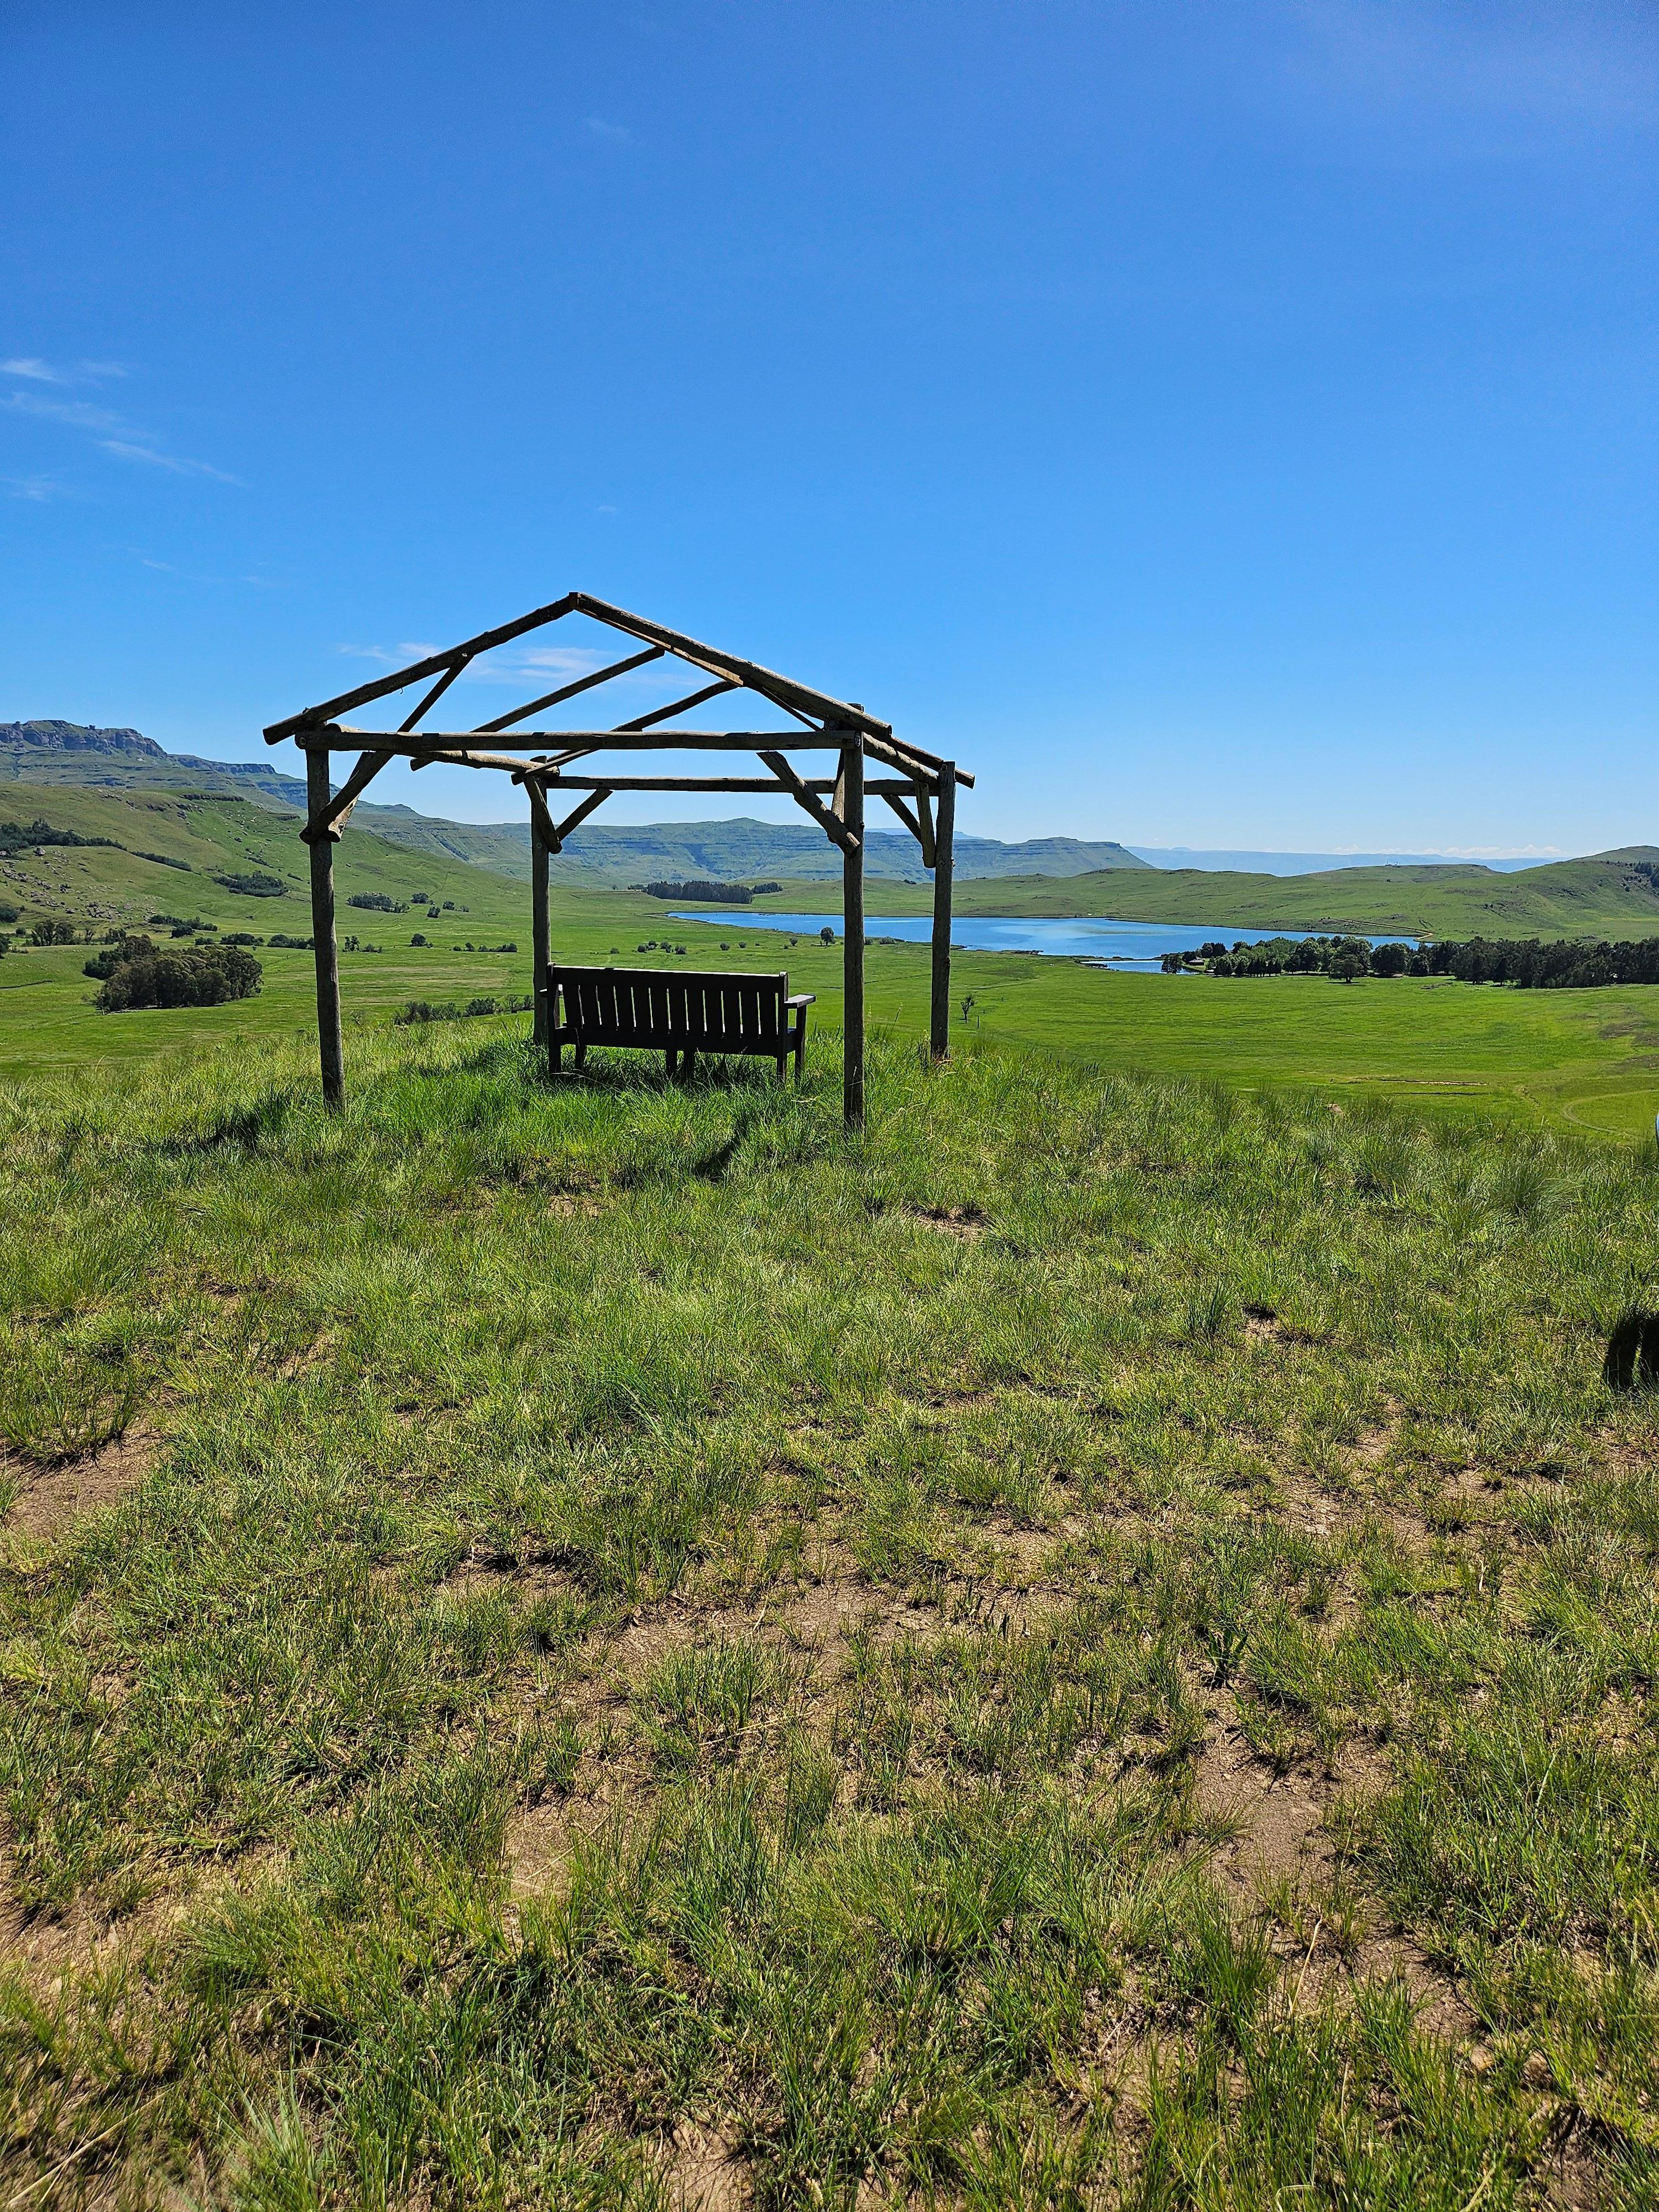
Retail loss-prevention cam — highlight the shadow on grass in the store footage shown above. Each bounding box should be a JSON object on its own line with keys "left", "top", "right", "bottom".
{"left": 1603, "top": 1308, "right": 1659, "bottom": 1391}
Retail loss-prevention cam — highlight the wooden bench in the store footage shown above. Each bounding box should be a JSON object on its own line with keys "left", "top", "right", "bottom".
{"left": 547, "top": 964, "right": 814, "bottom": 1079}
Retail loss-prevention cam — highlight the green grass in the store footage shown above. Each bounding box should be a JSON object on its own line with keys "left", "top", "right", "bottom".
{"left": 2, "top": 1031, "right": 1659, "bottom": 2204}
{"left": 747, "top": 848, "right": 1659, "bottom": 941}
{"left": 12, "top": 774, "right": 1659, "bottom": 1138}
{"left": 11, "top": 919, "right": 1659, "bottom": 1140}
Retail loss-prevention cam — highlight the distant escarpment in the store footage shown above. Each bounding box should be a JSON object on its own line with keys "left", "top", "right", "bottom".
{"left": 0, "top": 720, "right": 165, "bottom": 758}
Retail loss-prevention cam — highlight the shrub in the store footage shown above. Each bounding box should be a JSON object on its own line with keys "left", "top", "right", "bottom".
{"left": 213, "top": 870, "right": 286, "bottom": 898}
{"left": 29, "top": 920, "right": 79, "bottom": 946}
{"left": 394, "top": 994, "right": 533, "bottom": 1026}
{"left": 0, "top": 901, "right": 17, "bottom": 924}
{"left": 96, "top": 940, "right": 262, "bottom": 1012}
{"left": 137, "top": 850, "right": 192, "bottom": 870}
{"left": 348, "top": 891, "right": 406, "bottom": 913}
{"left": 222, "top": 932, "right": 264, "bottom": 947}
{"left": 267, "top": 933, "right": 314, "bottom": 950}
{"left": 410, "top": 933, "right": 428, "bottom": 947}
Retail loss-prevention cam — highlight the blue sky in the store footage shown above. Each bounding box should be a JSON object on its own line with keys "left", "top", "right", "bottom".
{"left": 3, "top": 1, "right": 1655, "bottom": 850}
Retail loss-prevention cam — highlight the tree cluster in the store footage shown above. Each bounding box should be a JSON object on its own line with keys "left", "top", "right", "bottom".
{"left": 1162, "top": 932, "right": 1659, "bottom": 988}
{"left": 92, "top": 935, "right": 262, "bottom": 1012}
{"left": 1160, "top": 935, "right": 1387, "bottom": 980}
{"left": 213, "top": 871, "right": 287, "bottom": 898}
{"left": 0, "top": 817, "right": 117, "bottom": 858}
{"left": 640, "top": 879, "right": 782, "bottom": 904}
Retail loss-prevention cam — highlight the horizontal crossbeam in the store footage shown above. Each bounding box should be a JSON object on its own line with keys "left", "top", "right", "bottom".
{"left": 528, "top": 773, "right": 924, "bottom": 795}
{"left": 299, "top": 726, "right": 973, "bottom": 787}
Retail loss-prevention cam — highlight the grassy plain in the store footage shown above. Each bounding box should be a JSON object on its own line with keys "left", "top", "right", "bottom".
{"left": 3, "top": 1031, "right": 1658, "bottom": 2206}
{"left": 8, "top": 778, "right": 1659, "bottom": 1144}
{"left": 9, "top": 912, "right": 1659, "bottom": 1142}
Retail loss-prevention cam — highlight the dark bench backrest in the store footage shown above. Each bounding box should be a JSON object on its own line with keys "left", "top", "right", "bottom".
{"left": 552, "top": 965, "right": 792, "bottom": 1047}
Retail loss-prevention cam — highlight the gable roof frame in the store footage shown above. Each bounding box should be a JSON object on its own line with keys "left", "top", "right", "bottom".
{"left": 265, "top": 593, "right": 969, "bottom": 1126}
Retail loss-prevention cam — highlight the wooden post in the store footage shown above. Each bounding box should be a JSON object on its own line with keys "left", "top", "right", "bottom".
{"left": 307, "top": 747, "right": 345, "bottom": 1110}
{"left": 842, "top": 737, "right": 865, "bottom": 1127}
{"left": 930, "top": 763, "right": 956, "bottom": 1061}
{"left": 530, "top": 806, "right": 551, "bottom": 1066}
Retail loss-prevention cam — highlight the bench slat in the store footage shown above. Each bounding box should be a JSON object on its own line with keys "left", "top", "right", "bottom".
{"left": 550, "top": 965, "right": 803, "bottom": 1061}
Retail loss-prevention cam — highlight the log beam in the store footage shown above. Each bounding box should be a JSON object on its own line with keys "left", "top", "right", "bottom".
{"left": 474, "top": 645, "right": 666, "bottom": 734}
{"left": 530, "top": 801, "right": 551, "bottom": 1061}
{"left": 302, "top": 749, "right": 393, "bottom": 844}
{"left": 930, "top": 764, "right": 957, "bottom": 1062}
{"left": 307, "top": 747, "right": 346, "bottom": 1110}
{"left": 760, "top": 750, "right": 859, "bottom": 853}
{"left": 841, "top": 739, "right": 865, "bottom": 1128}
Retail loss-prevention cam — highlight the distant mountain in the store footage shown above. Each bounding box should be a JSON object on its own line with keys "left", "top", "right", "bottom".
{"left": 1128, "top": 846, "right": 1551, "bottom": 877}
{"left": 1, "top": 723, "right": 1150, "bottom": 885}
{"left": 0, "top": 720, "right": 311, "bottom": 810}
{"left": 353, "top": 807, "right": 1152, "bottom": 885}
{"left": 0, "top": 718, "right": 165, "bottom": 759}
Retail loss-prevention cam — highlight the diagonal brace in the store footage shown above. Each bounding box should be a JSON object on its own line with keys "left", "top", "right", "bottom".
{"left": 474, "top": 645, "right": 667, "bottom": 735}
{"left": 399, "top": 659, "right": 468, "bottom": 734}
{"left": 304, "top": 749, "right": 394, "bottom": 844}
{"left": 761, "top": 750, "right": 859, "bottom": 854}
{"left": 621, "top": 678, "right": 741, "bottom": 732}
{"left": 526, "top": 779, "right": 614, "bottom": 852}
{"left": 878, "top": 787, "right": 936, "bottom": 869}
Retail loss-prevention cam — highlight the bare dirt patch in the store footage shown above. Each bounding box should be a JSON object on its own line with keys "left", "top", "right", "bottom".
{"left": 663, "top": 2123, "right": 749, "bottom": 2211}
{"left": 1196, "top": 1705, "right": 1332, "bottom": 1897}
{"left": 4, "top": 1426, "right": 158, "bottom": 1541}
{"left": 911, "top": 1205, "right": 985, "bottom": 1239}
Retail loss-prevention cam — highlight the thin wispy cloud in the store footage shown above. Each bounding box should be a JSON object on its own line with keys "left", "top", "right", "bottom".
{"left": 2, "top": 358, "right": 235, "bottom": 482}
{"left": 99, "top": 439, "right": 238, "bottom": 483}
{"left": 5, "top": 391, "right": 126, "bottom": 434}
{"left": 584, "top": 116, "right": 631, "bottom": 144}
{"left": 1, "top": 357, "right": 127, "bottom": 385}
{"left": 3, "top": 472, "right": 71, "bottom": 502}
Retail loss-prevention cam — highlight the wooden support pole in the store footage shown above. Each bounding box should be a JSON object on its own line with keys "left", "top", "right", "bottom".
{"left": 307, "top": 747, "right": 346, "bottom": 1110}
{"left": 930, "top": 763, "right": 957, "bottom": 1062}
{"left": 530, "top": 801, "right": 551, "bottom": 1064}
{"left": 841, "top": 737, "right": 865, "bottom": 1127}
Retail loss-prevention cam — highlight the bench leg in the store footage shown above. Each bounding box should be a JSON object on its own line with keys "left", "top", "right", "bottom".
{"left": 793, "top": 1018, "right": 807, "bottom": 1083}
{"left": 682, "top": 1047, "right": 696, "bottom": 1078}
{"left": 551, "top": 1037, "right": 561, "bottom": 1073}
{"left": 665, "top": 1048, "right": 677, "bottom": 1077}
{"left": 574, "top": 1040, "right": 587, "bottom": 1071}
{"left": 775, "top": 1054, "right": 786, "bottom": 1084}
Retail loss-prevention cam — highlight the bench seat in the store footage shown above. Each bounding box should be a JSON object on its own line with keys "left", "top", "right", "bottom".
{"left": 547, "top": 964, "right": 813, "bottom": 1078}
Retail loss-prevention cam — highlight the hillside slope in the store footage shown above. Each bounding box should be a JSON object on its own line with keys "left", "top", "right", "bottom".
{"left": 354, "top": 807, "right": 1151, "bottom": 884}
{"left": 742, "top": 851, "right": 1659, "bottom": 938}
{"left": 2, "top": 725, "right": 1149, "bottom": 884}
{"left": 0, "top": 782, "right": 530, "bottom": 940}
{"left": 0, "top": 720, "right": 310, "bottom": 810}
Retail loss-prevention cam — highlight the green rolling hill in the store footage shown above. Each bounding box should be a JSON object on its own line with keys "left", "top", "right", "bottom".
{"left": 0, "top": 724, "right": 1148, "bottom": 885}
{"left": 0, "top": 783, "right": 528, "bottom": 942}
{"left": 8, "top": 723, "right": 1659, "bottom": 943}
{"left": 738, "top": 851, "right": 1659, "bottom": 940}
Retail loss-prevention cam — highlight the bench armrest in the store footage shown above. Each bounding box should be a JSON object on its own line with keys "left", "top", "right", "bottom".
{"left": 786, "top": 993, "right": 816, "bottom": 1008}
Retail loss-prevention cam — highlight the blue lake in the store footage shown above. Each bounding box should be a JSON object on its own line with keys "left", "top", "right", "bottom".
{"left": 669, "top": 911, "right": 1413, "bottom": 969}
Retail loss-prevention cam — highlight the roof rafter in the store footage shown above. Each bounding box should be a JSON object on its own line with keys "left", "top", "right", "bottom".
{"left": 262, "top": 591, "right": 953, "bottom": 782}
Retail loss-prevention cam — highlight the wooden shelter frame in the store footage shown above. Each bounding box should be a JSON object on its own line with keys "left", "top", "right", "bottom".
{"left": 264, "top": 592, "right": 973, "bottom": 1125}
